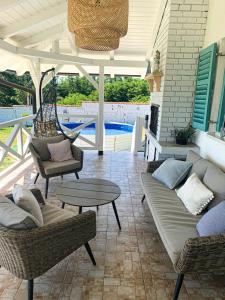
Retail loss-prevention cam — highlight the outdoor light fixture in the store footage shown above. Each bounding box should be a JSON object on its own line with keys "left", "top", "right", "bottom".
{"left": 68, "top": 0, "right": 129, "bottom": 51}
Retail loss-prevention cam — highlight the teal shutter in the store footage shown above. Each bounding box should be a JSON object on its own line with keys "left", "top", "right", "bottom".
{"left": 216, "top": 70, "right": 225, "bottom": 132}
{"left": 192, "top": 43, "right": 217, "bottom": 131}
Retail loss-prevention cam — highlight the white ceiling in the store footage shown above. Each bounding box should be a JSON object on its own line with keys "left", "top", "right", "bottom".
{"left": 0, "top": 0, "right": 162, "bottom": 75}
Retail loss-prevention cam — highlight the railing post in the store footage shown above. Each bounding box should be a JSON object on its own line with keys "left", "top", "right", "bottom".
{"left": 98, "top": 65, "right": 105, "bottom": 155}
{"left": 17, "top": 126, "right": 23, "bottom": 157}
{"left": 131, "top": 116, "right": 145, "bottom": 155}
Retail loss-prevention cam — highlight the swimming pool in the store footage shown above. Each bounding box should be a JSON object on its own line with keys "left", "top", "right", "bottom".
{"left": 62, "top": 122, "right": 133, "bottom": 136}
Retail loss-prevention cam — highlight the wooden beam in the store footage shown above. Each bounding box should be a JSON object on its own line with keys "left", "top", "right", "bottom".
{"left": 18, "top": 23, "right": 65, "bottom": 47}
{"left": 75, "top": 65, "right": 99, "bottom": 90}
{"left": 0, "top": 39, "right": 148, "bottom": 68}
{"left": 0, "top": 2, "right": 66, "bottom": 38}
{"left": 0, "top": 0, "right": 26, "bottom": 11}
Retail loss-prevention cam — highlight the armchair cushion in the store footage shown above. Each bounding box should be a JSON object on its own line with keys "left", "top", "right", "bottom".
{"left": 32, "top": 135, "right": 64, "bottom": 161}
{"left": 41, "top": 204, "right": 75, "bottom": 225}
{"left": 12, "top": 185, "right": 44, "bottom": 226}
{"left": 47, "top": 139, "right": 73, "bottom": 162}
{"left": 42, "top": 159, "right": 81, "bottom": 176}
{"left": 0, "top": 195, "right": 39, "bottom": 229}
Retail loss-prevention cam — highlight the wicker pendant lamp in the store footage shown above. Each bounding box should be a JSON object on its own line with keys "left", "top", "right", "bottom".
{"left": 68, "top": 0, "right": 129, "bottom": 51}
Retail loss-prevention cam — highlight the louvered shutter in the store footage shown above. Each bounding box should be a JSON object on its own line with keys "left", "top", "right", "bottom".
{"left": 192, "top": 43, "right": 217, "bottom": 131}
{"left": 216, "top": 70, "right": 225, "bottom": 132}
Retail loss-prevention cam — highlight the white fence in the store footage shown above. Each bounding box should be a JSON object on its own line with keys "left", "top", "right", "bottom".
{"left": 58, "top": 114, "right": 99, "bottom": 150}
{"left": 0, "top": 115, "right": 34, "bottom": 178}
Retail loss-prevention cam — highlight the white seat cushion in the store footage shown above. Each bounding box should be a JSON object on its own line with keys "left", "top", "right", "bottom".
{"left": 42, "top": 159, "right": 81, "bottom": 176}
{"left": 141, "top": 173, "right": 200, "bottom": 264}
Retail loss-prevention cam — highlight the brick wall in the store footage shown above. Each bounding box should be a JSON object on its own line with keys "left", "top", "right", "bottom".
{"left": 151, "top": 0, "right": 208, "bottom": 142}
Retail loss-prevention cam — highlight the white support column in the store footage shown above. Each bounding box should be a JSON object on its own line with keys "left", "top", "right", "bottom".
{"left": 98, "top": 66, "right": 105, "bottom": 155}
{"left": 27, "top": 60, "right": 41, "bottom": 111}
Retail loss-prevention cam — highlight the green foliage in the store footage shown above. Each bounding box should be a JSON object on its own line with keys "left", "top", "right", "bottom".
{"left": 130, "top": 95, "right": 149, "bottom": 103}
{"left": 57, "top": 76, "right": 95, "bottom": 98}
{"left": 0, "top": 72, "right": 149, "bottom": 107}
{"left": 104, "top": 78, "right": 148, "bottom": 102}
{"left": 0, "top": 71, "right": 33, "bottom": 106}
{"left": 57, "top": 93, "right": 87, "bottom": 106}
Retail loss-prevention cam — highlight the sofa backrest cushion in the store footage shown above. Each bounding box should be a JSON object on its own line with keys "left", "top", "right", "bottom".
{"left": 196, "top": 201, "right": 225, "bottom": 236}
{"left": 186, "top": 150, "right": 202, "bottom": 163}
{"left": 186, "top": 150, "right": 213, "bottom": 181}
{"left": 203, "top": 164, "right": 225, "bottom": 210}
{"left": 32, "top": 135, "right": 64, "bottom": 161}
{"left": 152, "top": 158, "right": 192, "bottom": 189}
{"left": 0, "top": 195, "right": 39, "bottom": 229}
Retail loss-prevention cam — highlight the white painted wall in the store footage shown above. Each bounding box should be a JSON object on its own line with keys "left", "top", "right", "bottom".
{"left": 194, "top": 0, "right": 225, "bottom": 168}
{"left": 0, "top": 102, "right": 150, "bottom": 125}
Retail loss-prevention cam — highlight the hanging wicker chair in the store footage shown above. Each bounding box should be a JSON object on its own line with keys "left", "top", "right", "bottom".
{"left": 68, "top": 0, "right": 129, "bottom": 51}
{"left": 33, "top": 68, "right": 79, "bottom": 142}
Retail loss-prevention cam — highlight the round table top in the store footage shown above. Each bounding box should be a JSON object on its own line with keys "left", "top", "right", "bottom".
{"left": 56, "top": 178, "right": 121, "bottom": 207}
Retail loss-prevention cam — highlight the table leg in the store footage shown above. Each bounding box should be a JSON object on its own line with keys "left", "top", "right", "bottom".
{"left": 112, "top": 201, "right": 121, "bottom": 230}
{"left": 79, "top": 206, "right": 82, "bottom": 214}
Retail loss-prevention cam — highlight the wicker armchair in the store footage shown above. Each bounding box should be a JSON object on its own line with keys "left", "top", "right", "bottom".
{"left": 1, "top": 189, "right": 96, "bottom": 300}
{"left": 29, "top": 135, "right": 83, "bottom": 198}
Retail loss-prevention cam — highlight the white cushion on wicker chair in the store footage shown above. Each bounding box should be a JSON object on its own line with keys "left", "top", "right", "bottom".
{"left": 13, "top": 185, "right": 43, "bottom": 226}
{"left": 42, "top": 159, "right": 81, "bottom": 176}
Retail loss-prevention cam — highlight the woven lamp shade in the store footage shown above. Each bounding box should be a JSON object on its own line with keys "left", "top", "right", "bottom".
{"left": 68, "top": 0, "right": 129, "bottom": 51}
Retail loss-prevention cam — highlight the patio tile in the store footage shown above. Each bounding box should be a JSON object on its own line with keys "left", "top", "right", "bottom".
{"left": 1, "top": 151, "right": 225, "bottom": 299}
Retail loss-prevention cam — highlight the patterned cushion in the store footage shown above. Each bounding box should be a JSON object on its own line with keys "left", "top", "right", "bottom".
{"left": 176, "top": 173, "right": 214, "bottom": 215}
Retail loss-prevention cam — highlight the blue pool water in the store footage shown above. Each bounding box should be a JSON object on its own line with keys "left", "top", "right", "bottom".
{"left": 62, "top": 122, "right": 133, "bottom": 136}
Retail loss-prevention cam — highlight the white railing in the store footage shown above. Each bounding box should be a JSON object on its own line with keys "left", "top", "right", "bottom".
{"left": 0, "top": 115, "right": 35, "bottom": 177}
{"left": 131, "top": 116, "right": 146, "bottom": 154}
{"left": 58, "top": 114, "right": 99, "bottom": 150}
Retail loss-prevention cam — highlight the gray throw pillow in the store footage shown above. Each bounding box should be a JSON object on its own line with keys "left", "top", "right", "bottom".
{"left": 152, "top": 158, "right": 192, "bottom": 189}
{"left": 32, "top": 135, "right": 64, "bottom": 161}
{"left": 196, "top": 201, "right": 225, "bottom": 236}
{"left": 203, "top": 165, "right": 225, "bottom": 210}
{"left": 0, "top": 195, "right": 39, "bottom": 229}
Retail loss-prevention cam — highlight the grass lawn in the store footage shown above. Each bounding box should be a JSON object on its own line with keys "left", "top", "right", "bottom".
{"left": 0, "top": 127, "right": 31, "bottom": 173}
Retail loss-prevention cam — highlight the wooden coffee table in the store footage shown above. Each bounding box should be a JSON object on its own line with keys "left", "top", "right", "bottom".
{"left": 56, "top": 178, "right": 121, "bottom": 230}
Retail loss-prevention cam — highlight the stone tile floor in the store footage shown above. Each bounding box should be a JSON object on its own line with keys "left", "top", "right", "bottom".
{"left": 1, "top": 151, "right": 225, "bottom": 300}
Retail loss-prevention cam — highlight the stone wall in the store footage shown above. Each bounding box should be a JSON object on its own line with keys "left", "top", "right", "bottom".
{"left": 151, "top": 0, "right": 208, "bottom": 142}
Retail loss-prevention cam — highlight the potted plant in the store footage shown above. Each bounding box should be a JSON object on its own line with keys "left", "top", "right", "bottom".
{"left": 174, "top": 125, "right": 195, "bottom": 145}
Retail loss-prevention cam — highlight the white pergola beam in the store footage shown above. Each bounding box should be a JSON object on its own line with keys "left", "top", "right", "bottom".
{"left": 75, "top": 65, "right": 99, "bottom": 90}
{"left": 0, "top": 39, "right": 148, "bottom": 68}
{"left": 0, "top": 2, "right": 66, "bottom": 38}
{"left": 0, "top": 0, "right": 26, "bottom": 11}
{"left": 18, "top": 23, "right": 65, "bottom": 47}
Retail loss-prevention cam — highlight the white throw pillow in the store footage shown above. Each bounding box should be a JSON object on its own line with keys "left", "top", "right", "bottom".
{"left": 176, "top": 173, "right": 214, "bottom": 215}
{"left": 13, "top": 185, "right": 43, "bottom": 226}
{"left": 47, "top": 139, "right": 73, "bottom": 162}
